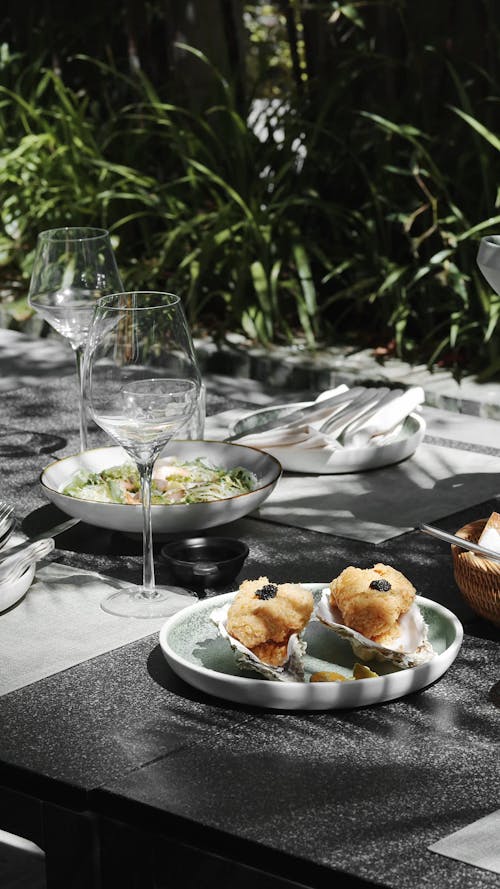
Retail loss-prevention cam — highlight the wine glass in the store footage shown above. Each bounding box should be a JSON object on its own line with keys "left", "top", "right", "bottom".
{"left": 84, "top": 291, "right": 201, "bottom": 618}
{"left": 28, "top": 227, "right": 123, "bottom": 452}
{"left": 477, "top": 235, "right": 500, "bottom": 294}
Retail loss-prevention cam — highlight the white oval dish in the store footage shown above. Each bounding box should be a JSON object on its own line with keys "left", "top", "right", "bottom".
{"left": 159, "top": 586, "right": 463, "bottom": 710}
{"left": 232, "top": 404, "right": 426, "bottom": 474}
{"left": 0, "top": 534, "right": 36, "bottom": 613}
{"left": 40, "top": 441, "right": 282, "bottom": 534}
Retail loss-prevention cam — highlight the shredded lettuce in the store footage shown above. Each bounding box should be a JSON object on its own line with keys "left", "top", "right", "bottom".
{"left": 62, "top": 457, "right": 257, "bottom": 505}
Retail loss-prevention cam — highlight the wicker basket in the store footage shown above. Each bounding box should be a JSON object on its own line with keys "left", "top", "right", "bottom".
{"left": 452, "top": 519, "right": 500, "bottom": 627}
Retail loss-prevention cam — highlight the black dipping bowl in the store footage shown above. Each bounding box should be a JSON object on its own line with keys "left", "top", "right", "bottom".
{"left": 160, "top": 537, "right": 249, "bottom": 596}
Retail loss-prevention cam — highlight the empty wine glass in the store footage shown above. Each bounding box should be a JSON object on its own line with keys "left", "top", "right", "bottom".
{"left": 85, "top": 291, "right": 201, "bottom": 618}
{"left": 28, "top": 227, "right": 123, "bottom": 451}
{"left": 477, "top": 235, "right": 500, "bottom": 294}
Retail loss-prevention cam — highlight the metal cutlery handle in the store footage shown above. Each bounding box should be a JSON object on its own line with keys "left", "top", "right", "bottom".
{"left": 418, "top": 523, "right": 500, "bottom": 562}
{"left": 0, "top": 502, "right": 14, "bottom": 548}
{"left": 0, "top": 538, "right": 55, "bottom": 586}
{"left": 0, "top": 517, "right": 80, "bottom": 565}
{"left": 318, "top": 389, "right": 388, "bottom": 436}
{"left": 0, "top": 502, "right": 13, "bottom": 528}
{"left": 225, "top": 387, "right": 366, "bottom": 442}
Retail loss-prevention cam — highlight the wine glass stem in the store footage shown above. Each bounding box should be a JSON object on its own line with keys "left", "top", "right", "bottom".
{"left": 138, "top": 460, "right": 156, "bottom": 599}
{"left": 74, "top": 345, "right": 88, "bottom": 452}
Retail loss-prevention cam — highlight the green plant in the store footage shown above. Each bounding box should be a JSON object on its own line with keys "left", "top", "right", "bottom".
{"left": 3, "top": 1, "right": 500, "bottom": 379}
{"left": 70, "top": 45, "right": 339, "bottom": 346}
{"left": 0, "top": 44, "right": 157, "bottom": 321}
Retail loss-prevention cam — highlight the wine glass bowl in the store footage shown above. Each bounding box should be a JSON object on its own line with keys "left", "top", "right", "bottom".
{"left": 84, "top": 291, "right": 203, "bottom": 618}
{"left": 28, "top": 227, "right": 123, "bottom": 450}
{"left": 94, "top": 377, "right": 198, "bottom": 465}
{"left": 477, "top": 235, "right": 500, "bottom": 295}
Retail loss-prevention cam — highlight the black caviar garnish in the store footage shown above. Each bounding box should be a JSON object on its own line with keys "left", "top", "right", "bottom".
{"left": 369, "top": 579, "right": 391, "bottom": 592}
{"left": 255, "top": 583, "right": 278, "bottom": 600}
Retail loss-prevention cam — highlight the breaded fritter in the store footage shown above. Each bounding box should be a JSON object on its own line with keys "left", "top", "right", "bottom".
{"left": 227, "top": 576, "right": 314, "bottom": 666}
{"left": 329, "top": 563, "right": 416, "bottom": 645}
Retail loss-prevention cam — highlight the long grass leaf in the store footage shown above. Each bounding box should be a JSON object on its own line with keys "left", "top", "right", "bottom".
{"left": 449, "top": 106, "right": 500, "bottom": 152}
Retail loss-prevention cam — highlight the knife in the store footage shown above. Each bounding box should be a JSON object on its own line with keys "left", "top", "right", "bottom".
{"left": 418, "top": 523, "right": 500, "bottom": 562}
{"left": 225, "top": 387, "right": 366, "bottom": 442}
{"left": 0, "top": 517, "right": 81, "bottom": 565}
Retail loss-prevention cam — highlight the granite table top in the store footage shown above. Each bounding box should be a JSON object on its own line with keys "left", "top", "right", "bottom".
{"left": 0, "top": 363, "right": 499, "bottom": 889}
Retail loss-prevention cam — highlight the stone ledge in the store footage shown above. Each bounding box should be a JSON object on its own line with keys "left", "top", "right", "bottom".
{"left": 2, "top": 325, "right": 500, "bottom": 420}
{"left": 195, "top": 333, "right": 500, "bottom": 421}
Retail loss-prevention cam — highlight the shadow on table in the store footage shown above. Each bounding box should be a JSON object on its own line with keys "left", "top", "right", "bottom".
{"left": 146, "top": 643, "right": 297, "bottom": 715}
{"left": 0, "top": 428, "right": 66, "bottom": 457}
{"left": 21, "top": 504, "right": 143, "bottom": 557}
{"left": 146, "top": 644, "right": 228, "bottom": 707}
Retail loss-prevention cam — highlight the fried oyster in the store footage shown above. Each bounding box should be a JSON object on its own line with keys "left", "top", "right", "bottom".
{"left": 329, "top": 563, "right": 416, "bottom": 646}
{"left": 211, "top": 576, "right": 314, "bottom": 681}
{"left": 316, "top": 563, "right": 434, "bottom": 668}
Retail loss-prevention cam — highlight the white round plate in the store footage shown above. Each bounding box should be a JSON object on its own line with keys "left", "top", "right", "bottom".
{"left": 232, "top": 404, "right": 426, "bottom": 474}
{"left": 159, "top": 586, "right": 463, "bottom": 710}
{"left": 40, "top": 441, "right": 282, "bottom": 534}
{"left": 0, "top": 533, "right": 36, "bottom": 613}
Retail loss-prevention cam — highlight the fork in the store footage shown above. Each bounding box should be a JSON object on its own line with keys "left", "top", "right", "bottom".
{"left": 0, "top": 502, "right": 13, "bottom": 531}
{"left": 0, "top": 502, "right": 14, "bottom": 549}
{"left": 318, "top": 388, "right": 389, "bottom": 438}
{"left": 0, "top": 538, "right": 55, "bottom": 587}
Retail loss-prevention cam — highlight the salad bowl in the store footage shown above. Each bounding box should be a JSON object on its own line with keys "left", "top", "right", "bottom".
{"left": 40, "top": 441, "right": 282, "bottom": 534}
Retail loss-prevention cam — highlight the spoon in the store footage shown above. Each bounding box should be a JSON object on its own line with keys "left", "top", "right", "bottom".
{"left": 418, "top": 523, "right": 500, "bottom": 562}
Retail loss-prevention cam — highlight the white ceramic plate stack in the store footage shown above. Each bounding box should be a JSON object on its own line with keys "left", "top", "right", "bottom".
{"left": 232, "top": 403, "right": 426, "bottom": 474}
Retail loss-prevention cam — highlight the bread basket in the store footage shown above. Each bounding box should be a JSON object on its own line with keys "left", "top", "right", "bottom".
{"left": 452, "top": 519, "right": 500, "bottom": 627}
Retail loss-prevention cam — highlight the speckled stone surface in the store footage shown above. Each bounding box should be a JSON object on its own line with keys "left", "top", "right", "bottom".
{"left": 0, "top": 369, "right": 499, "bottom": 888}
{"left": 93, "top": 630, "right": 499, "bottom": 889}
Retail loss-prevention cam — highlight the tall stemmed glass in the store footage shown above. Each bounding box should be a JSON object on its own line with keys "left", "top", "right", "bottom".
{"left": 477, "top": 235, "right": 500, "bottom": 295}
{"left": 28, "top": 227, "right": 123, "bottom": 452}
{"left": 85, "top": 292, "right": 201, "bottom": 618}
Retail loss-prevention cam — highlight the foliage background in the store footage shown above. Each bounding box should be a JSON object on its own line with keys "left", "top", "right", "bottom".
{"left": 2, "top": 1, "right": 500, "bottom": 377}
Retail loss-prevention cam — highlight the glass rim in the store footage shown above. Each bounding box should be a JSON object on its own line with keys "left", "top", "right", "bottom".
{"left": 37, "top": 227, "right": 111, "bottom": 242}
{"left": 95, "top": 292, "right": 181, "bottom": 310}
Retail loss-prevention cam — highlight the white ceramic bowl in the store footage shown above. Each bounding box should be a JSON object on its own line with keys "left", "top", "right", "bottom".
{"left": 40, "top": 441, "right": 282, "bottom": 534}
{"left": 0, "top": 565, "right": 35, "bottom": 613}
{"left": 0, "top": 534, "right": 36, "bottom": 613}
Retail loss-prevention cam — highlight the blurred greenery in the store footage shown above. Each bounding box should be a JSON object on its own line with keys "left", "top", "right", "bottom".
{"left": 2, "top": 1, "right": 500, "bottom": 377}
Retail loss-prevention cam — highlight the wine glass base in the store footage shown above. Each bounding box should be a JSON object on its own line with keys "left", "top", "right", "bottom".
{"left": 101, "top": 584, "right": 197, "bottom": 619}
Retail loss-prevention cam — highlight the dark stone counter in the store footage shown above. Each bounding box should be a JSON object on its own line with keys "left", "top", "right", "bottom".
{"left": 0, "top": 370, "right": 498, "bottom": 888}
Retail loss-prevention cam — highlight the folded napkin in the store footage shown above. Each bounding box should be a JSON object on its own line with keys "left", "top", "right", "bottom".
{"left": 429, "top": 809, "right": 500, "bottom": 874}
{"left": 342, "top": 386, "right": 425, "bottom": 447}
{"left": 235, "top": 385, "right": 425, "bottom": 452}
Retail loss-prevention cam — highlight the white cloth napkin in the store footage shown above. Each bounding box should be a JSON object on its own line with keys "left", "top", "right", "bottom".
{"left": 235, "top": 385, "right": 425, "bottom": 451}
{"left": 429, "top": 809, "right": 500, "bottom": 874}
{"left": 0, "top": 562, "right": 179, "bottom": 695}
{"left": 342, "top": 386, "right": 425, "bottom": 447}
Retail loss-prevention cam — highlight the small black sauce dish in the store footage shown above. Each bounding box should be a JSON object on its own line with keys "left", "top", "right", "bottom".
{"left": 160, "top": 536, "right": 249, "bottom": 597}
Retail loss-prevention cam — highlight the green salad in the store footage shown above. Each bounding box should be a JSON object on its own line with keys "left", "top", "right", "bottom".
{"left": 62, "top": 456, "right": 257, "bottom": 505}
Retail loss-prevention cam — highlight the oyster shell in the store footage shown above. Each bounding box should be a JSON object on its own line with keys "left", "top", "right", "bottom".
{"left": 211, "top": 602, "right": 307, "bottom": 682}
{"left": 315, "top": 589, "right": 434, "bottom": 668}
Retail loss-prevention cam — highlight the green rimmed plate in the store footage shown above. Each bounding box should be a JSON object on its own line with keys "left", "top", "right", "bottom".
{"left": 159, "top": 585, "right": 463, "bottom": 710}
